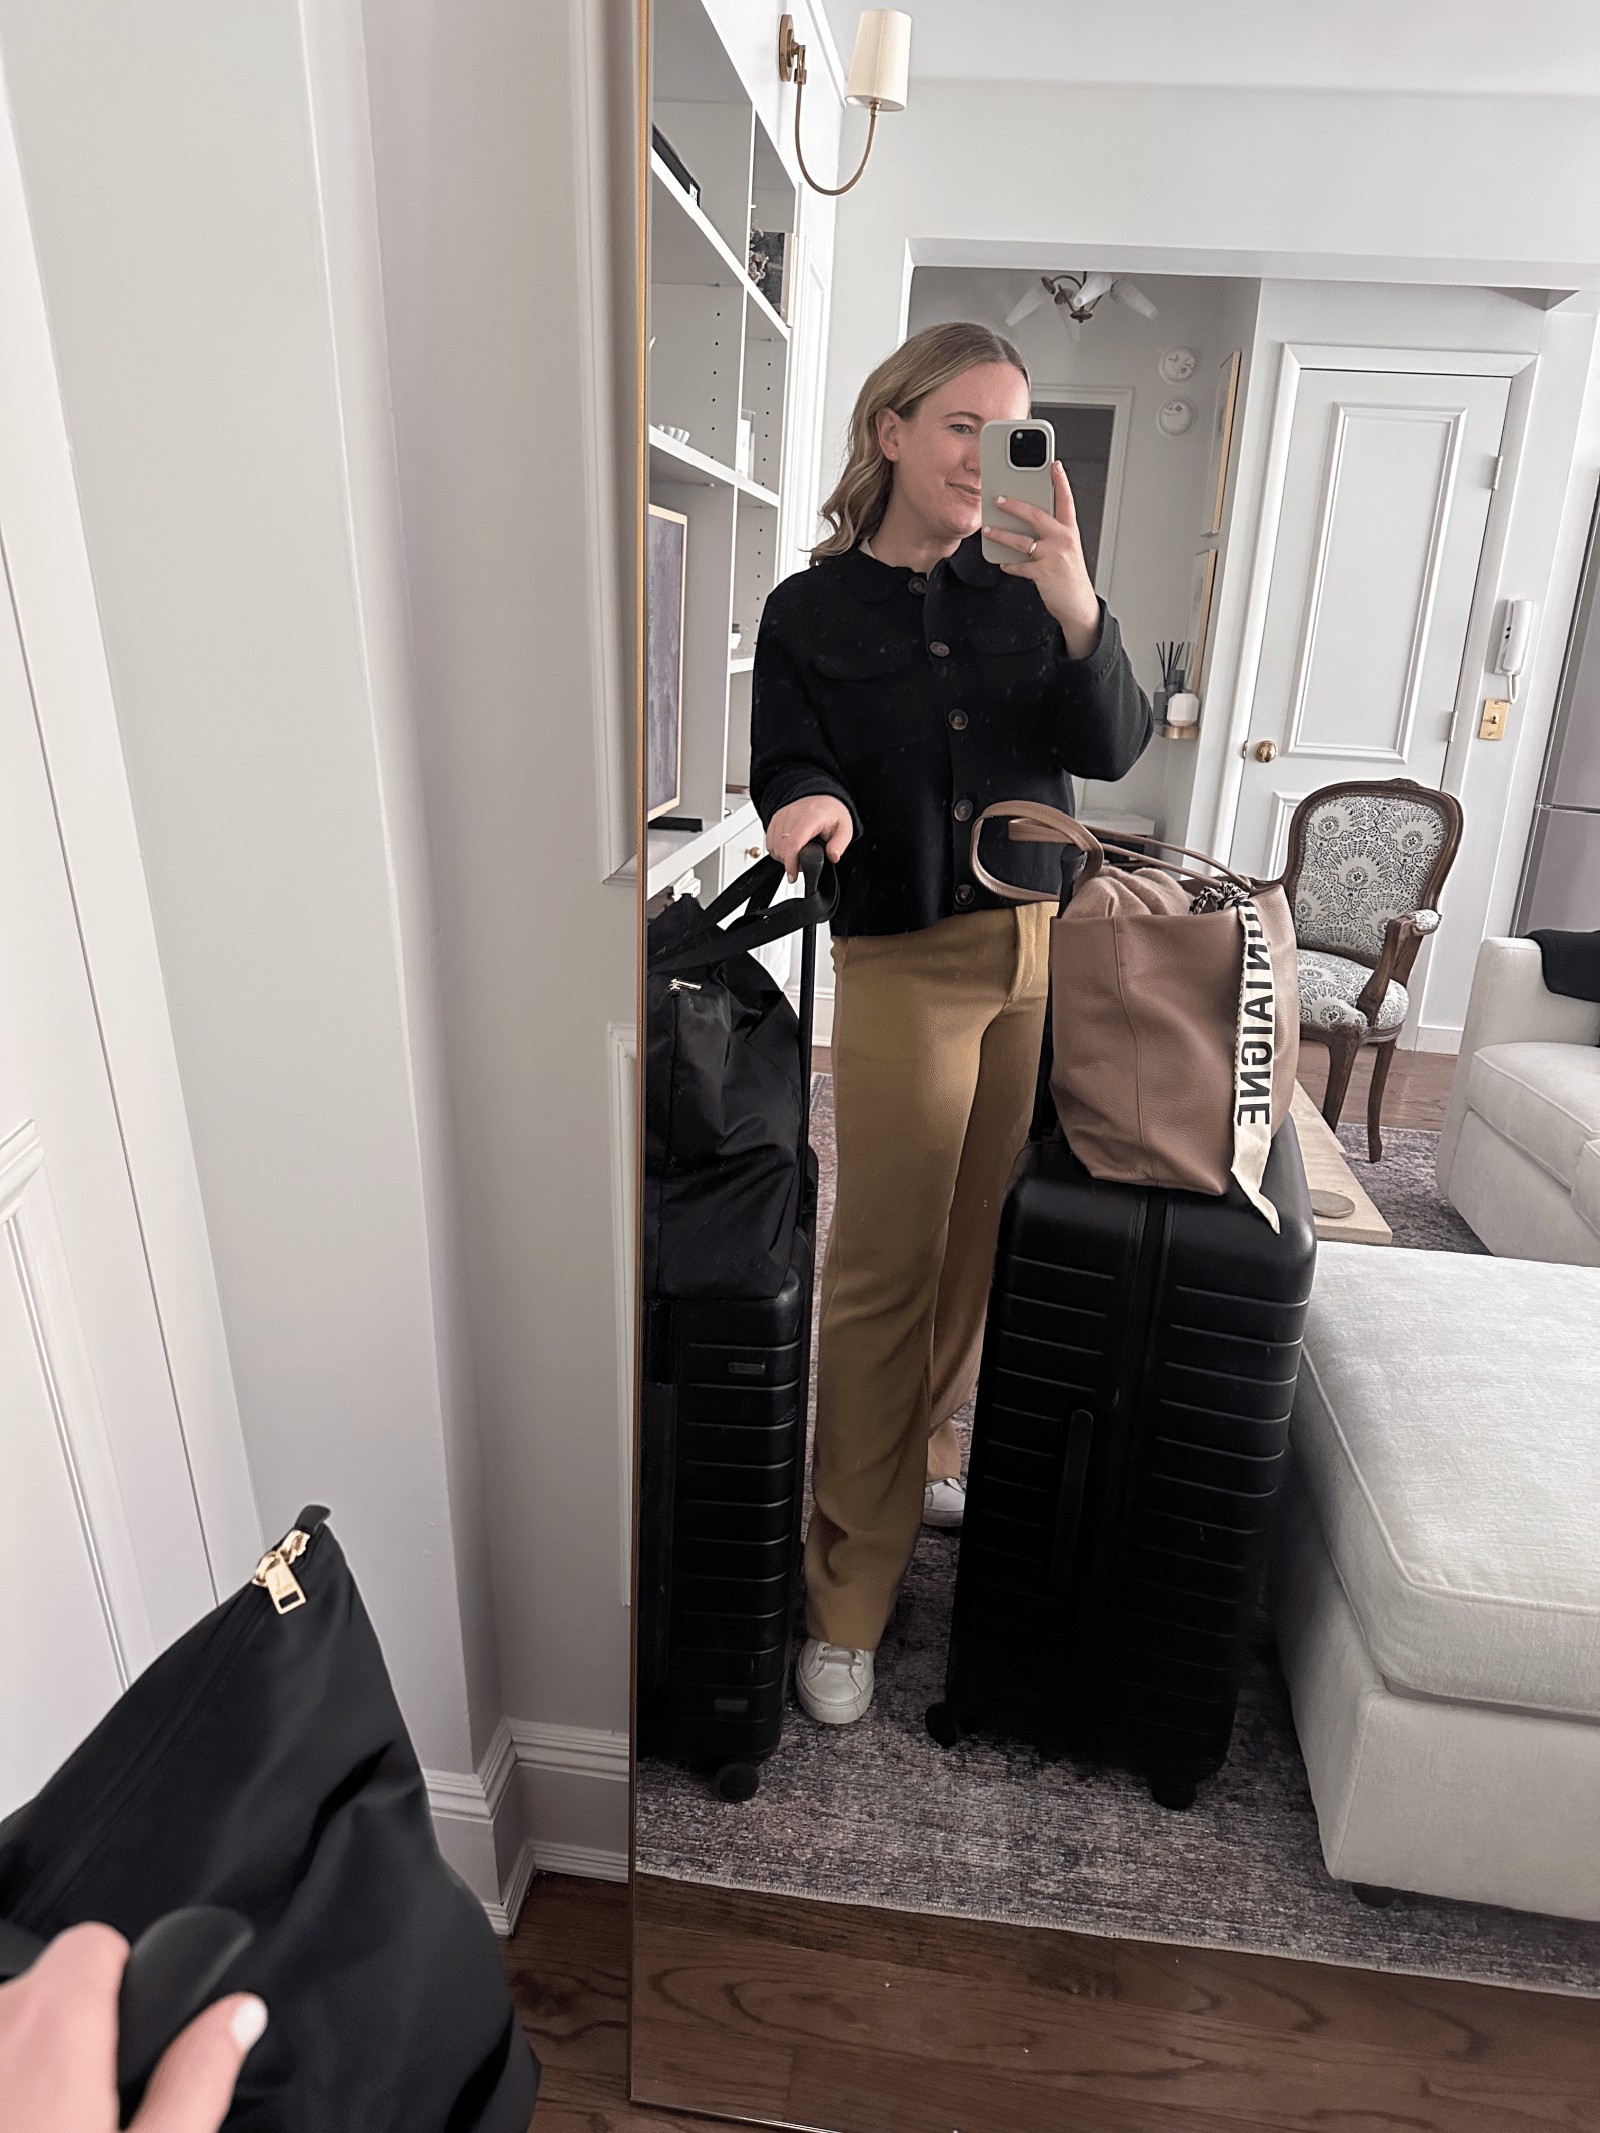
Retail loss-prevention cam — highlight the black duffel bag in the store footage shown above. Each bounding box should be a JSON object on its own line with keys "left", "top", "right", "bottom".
{"left": 0, "top": 1506, "right": 539, "bottom": 2132}
{"left": 646, "top": 842, "right": 836, "bottom": 1300}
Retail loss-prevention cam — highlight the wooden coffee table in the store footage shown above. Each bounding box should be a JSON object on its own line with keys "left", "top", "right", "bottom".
{"left": 1290, "top": 1083, "right": 1392, "bottom": 1246}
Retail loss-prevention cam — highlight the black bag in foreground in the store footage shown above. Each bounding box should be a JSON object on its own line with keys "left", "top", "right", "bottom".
{"left": 0, "top": 1507, "right": 539, "bottom": 2132}
{"left": 645, "top": 843, "right": 836, "bottom": 1299}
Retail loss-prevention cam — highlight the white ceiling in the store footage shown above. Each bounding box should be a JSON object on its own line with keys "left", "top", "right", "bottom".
{"left": 819, "top": 0, "right": 1600, "bottom": 98}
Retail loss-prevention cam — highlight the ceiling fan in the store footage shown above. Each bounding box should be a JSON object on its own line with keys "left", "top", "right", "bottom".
{"left": 1005, "top": 272, "right": 1158, "bottom": 338}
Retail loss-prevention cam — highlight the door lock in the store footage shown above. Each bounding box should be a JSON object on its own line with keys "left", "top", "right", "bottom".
{"left": 1251, "top": 739, "right": 1279, "bottom": 763}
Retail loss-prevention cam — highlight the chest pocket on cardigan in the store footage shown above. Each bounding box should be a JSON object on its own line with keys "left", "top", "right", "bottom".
{"left": 811, "top": 640, "right": 920, "bottom": 769}
{"left": 964, "top": 615, "right": 1060, "bottom": 657}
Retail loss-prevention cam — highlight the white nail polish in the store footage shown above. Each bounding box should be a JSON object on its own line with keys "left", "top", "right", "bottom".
{"left": 231, "top": 1997, "right": 269, "bottom": 2050}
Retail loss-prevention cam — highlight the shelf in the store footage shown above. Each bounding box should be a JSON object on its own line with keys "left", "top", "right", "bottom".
{"left": 650, "top": 152, "right": 790, "bottom": 342}
{"left": 729, "top": 654, "right": 754, "bottom": 675}
{"left": 643, "top": 797, "right": 760, "bottom": 900}
{"left": 648, "top": 428, "right": 780, "bottom": 509}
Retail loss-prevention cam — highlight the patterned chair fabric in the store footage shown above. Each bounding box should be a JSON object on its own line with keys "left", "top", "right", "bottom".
{"left": 1297, "top": 949, "right": 1408, "bottom": 1033}
{"left": 1291, "top": 791, "right": 1450, "bottom": 962}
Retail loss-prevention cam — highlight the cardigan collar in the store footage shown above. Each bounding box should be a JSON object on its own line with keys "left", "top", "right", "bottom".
{"left": 839, "top": 530, "right": 1000, "bottom": 604}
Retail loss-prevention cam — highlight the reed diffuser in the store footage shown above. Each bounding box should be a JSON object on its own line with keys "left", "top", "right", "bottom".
{"left": 1156, "top": 641, "right": 1199, "bottom": 737}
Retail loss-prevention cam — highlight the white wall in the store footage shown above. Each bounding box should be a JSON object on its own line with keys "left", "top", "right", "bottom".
{"left": 0, "top": 0, "right": 500, "bottom": 1800}
{"left": 358, "top": 0, "right": 637, "bottom": 1871}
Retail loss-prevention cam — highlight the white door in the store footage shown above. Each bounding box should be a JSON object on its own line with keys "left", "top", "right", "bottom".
{"left": 0, "top": 554, "right": 234, "bottom": 1812}
{"left": 1230, "top": 366, "right": 1510, "bottom": 878}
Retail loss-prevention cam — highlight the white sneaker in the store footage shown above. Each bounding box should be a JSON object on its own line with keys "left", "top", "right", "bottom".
{"left": 794, "top": 1638, "right": 875, "bottom": 1725}
{"left": 922, "top": 1476, "right": 967, "bottom": 1529}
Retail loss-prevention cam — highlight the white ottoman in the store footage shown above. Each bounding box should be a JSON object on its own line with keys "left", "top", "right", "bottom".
{"left": 1270, "top": 1245, "right": 1600, "bottom": 1921}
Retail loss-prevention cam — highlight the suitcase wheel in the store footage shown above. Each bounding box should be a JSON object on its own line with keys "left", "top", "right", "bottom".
{"left": 925, "top": 1702, "right": 964, "bottom": 1750}
{"left": 1148, "top": 1768, "right": 1198, "bottom": 1812}
{"left": 1351, "top": 1883, "right": 1400, "bottom": 1909}
{"left": 713, "top": 1761, "right": 761, "bottom": 1803}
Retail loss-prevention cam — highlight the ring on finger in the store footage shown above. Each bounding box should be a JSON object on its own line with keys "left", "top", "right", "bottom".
{"left": 1028, "top": 537, "right": 1040, "bottom": 560}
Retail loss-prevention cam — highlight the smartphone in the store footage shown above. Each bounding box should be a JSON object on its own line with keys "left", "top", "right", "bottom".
{"left": 981, "top": 417, "right": 1056, "bottom": 567}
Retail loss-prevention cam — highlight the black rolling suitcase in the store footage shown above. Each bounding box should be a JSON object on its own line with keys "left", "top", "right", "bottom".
{"left": 928, "top": 1121, "right": 1316, "bottom": 1808}
{"left": 638, "top": 847, "right": 831, "bottom": 1802}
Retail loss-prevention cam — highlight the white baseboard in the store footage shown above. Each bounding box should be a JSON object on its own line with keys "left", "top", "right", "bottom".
{"left": 1414, "top": 1023, "right": 1463, "bottom": 1054}
{"left": 427, "top": 1717, "right": 629, "bottom": 1935}
{"left": 529, "top": 1838, "right": 630, "bottom": 1883}
{"left": 788, "top": 981, "right": 834, "bottom": 1048}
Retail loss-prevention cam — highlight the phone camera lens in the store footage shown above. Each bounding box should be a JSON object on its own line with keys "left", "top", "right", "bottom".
{"left": 1008, "top": 427, "right": 1048, "bottom": 470}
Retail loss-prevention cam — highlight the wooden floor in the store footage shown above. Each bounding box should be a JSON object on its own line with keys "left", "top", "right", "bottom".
{"left": 510, "top": 1873, "right": 1600, "bottom": 2133}
{"left": 630, "top": 1875, "right": 1600, "bottom": 2133}
{"left": 503, "top": 1876, "right": 719, "bottom": 2132}
{"left": 1294, "top": 1042, "right": 1457, "bottom": 1133}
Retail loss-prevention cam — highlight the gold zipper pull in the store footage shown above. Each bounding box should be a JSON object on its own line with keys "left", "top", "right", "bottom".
{"left": 251, "top": 1525, "right": 311, "bottom": 1614}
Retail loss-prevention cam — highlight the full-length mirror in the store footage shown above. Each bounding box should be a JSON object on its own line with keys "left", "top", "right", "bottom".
{"left": 632, "top": 7, "right": 1600, "bottom": 2126}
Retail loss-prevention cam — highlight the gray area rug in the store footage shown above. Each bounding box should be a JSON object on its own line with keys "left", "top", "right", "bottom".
{"left": 636, "top": 1082, "right": 1599, "bottom": 1996}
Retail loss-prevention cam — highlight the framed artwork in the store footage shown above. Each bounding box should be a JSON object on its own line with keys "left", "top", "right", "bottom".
{"left": 1187, "top": 545, "right": 1219, "bottom": 693}
{"left": 645, "top": 504, "right": 688, "bottom": 822}
{"left": 1205, "top": 350, "right": 1242, "bottom": 537}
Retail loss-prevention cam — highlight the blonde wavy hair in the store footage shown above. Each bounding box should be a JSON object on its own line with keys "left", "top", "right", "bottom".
{"left": 812, "top": 322, "right": 1030, "bottom": 560}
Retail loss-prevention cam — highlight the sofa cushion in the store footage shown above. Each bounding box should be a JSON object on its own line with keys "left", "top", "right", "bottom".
{"left": 1464, "top": 1040, "right": 1600, "bottom": 1189}
{"left": 1573, "top": 1139, "right": 1600, "bottom": 1239}
{"left": 1291, "top": 1245, "right": 1600, "bottom": 1719}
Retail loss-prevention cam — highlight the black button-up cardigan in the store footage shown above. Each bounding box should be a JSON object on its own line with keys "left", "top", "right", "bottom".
{"left": 749, "top": 534, "right": 1154, "bottom": 938}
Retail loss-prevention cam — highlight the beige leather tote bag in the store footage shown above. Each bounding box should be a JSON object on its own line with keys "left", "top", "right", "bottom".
{"left": 972, "top": 803, "right": 1299, "bottom": 1227}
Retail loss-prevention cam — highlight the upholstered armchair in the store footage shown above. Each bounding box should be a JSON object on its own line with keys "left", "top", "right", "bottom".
{"left": 1278, "top": 778, "right": 1463, "bottom": 1161}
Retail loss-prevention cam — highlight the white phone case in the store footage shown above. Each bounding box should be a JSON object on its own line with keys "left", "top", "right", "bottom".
{"left": 981, "top": 418, "right": 1056, "bottom": 567}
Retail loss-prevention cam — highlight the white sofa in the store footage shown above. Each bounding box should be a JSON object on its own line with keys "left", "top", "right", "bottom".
{"left": 1436, "top": 936, "right": 1600, "bottom": 1264}
{"left": 1271, "top": 1245, "right": 1600, "bottom": 1921}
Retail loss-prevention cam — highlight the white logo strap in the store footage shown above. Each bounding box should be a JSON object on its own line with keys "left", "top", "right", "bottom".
{"left": 1230, "top": 899, "right": 1280, "bottom": 1232}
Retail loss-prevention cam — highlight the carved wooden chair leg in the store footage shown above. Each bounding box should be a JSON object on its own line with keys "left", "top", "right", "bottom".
{"left": 1319, "top": 1029, "right": 1361, "bottom": 1133}
{"left": 1365, "top": 1038, "right": 1398, "bottom": 1163}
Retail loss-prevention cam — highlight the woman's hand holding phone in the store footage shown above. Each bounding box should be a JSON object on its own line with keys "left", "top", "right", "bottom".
{"left": 767, "top": 796, "right": 853, "bottom": 879}
{"left": 986, "top": 461, "right": 1102, "bottom": 661}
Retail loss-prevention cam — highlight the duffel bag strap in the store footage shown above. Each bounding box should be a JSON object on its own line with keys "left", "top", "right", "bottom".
{"left": 649, "top": 842, "right": 837, "bottom": 976}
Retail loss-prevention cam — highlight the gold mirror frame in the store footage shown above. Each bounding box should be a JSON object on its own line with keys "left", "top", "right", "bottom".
{"left": 622, "top": 10, "right": 1597, "bottom": 2123}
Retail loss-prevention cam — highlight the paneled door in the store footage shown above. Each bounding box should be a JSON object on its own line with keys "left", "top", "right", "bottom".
{"left": 0, "top": 540, "right": 230, "bottom": 1814}
{"left": 1230, "top": 365, "right": 1510, "bottom": 878}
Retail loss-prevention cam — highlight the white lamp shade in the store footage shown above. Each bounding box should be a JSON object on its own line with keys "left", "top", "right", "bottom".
{"left": 845, "top": 10, "right": 912, "bottom": 111}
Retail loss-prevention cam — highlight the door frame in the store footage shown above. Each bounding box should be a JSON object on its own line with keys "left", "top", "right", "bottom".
{"left": 0, "top": 56, "right": 259, "bottom": 1593}
{"left": 1208, "top": 341, "right": 1538, "bottom": 871}
{"left": 1030, "top": 383, "right": 1133, "bottom": 601}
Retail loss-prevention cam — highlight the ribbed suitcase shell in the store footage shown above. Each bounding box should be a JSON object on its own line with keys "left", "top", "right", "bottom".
{"left": 636, "top": 1173, "right": 813, "bottom": 1797}
{"left": 934, "top": 1122, "right": 1315, "bottom": 1806}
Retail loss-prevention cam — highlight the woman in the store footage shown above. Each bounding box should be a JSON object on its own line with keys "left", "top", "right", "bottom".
{"left": 751, "top": 321, "right": 1151, "bottom": 1726}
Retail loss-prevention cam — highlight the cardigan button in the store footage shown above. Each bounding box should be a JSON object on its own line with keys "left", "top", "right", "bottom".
{"left": 953, "top": 799, "right": 974, "bottom": 822}
{"left": 948, "top": 709, "right": 969, "bottom": 731}
{"left": 955, "top": 884, "right": 975, "bottom": 907}
{"left": 929, "top": 640, "right": 951, "bottom": 657}
{"left": 907, "top": 576, "right": 927, "bottom": 595}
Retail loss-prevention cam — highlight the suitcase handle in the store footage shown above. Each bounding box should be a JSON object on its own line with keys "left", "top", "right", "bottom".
{"left": 1048, "top": 1409, "right": 1095, "bottom": 1588}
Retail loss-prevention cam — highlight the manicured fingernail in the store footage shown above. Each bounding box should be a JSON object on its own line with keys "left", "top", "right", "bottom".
{"left": 231, "top": 1998, "right": 268, "bottom": 2050}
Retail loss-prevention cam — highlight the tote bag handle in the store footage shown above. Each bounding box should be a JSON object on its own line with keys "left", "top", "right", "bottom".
{"left": 970, "top": 803, "right": 1260, "bottom": 901}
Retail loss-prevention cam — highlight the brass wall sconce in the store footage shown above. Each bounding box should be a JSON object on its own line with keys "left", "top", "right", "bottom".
{"left": 778, "top": 9, "right": 911, "bottom": 197}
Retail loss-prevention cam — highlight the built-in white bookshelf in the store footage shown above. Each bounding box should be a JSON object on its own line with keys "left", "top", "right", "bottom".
{"left": 645, "top": 0, "right": 804, "bottom": 899}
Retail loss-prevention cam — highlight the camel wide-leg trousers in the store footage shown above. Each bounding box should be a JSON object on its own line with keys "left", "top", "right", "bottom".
{"left": 805, "top": 904, "right": 1051, "bottom": 1650}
